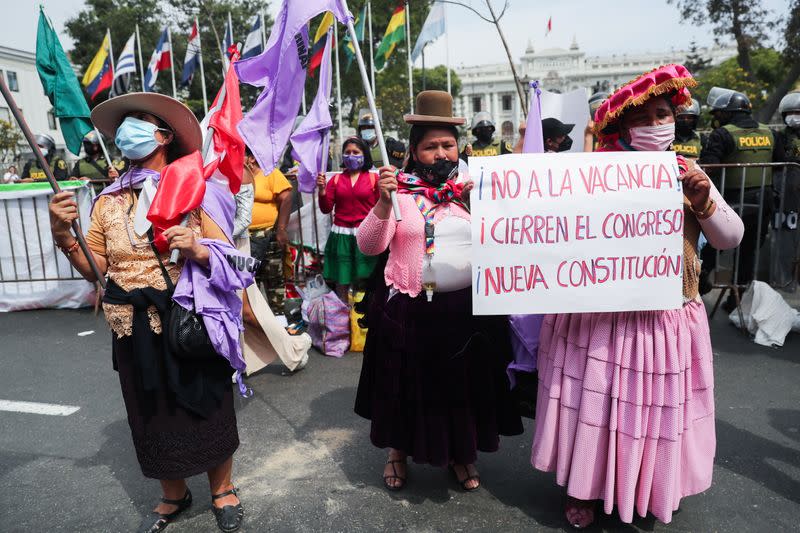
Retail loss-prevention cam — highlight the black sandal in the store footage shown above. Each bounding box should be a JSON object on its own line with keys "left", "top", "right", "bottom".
{"left": 450, "top": 464, "right": 481, "bottom": 492}
{"left": 137, "top": 489, "right": 192, "bottom": 533}
{"left": 383, "top": 459, "right": 407, "bottom": 491}
{"left": 211, "top": 487, "right": 244, "bottom": 532}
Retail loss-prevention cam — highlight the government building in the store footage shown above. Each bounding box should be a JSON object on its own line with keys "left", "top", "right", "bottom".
{"left": 454, "top": 39, "right": 737, "bottom": 141}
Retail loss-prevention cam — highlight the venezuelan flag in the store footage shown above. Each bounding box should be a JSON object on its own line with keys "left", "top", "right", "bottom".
{"left": 374, "top": 4, "right": 406, "bottom": 71}
{"left": 82, "top": 31, "right": 113, "bottom": 100}
{"left": 308, "top": 12, "right": 334, "bottom": 76}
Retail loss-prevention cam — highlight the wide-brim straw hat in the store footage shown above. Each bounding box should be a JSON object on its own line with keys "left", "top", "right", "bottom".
{"left": 593, "top": 64, "right": 696, "bottom": 136}
{"left": 91, "top": 93, "right": 202, "bottom": 159}
{"left": 404, "top": 90, "right": 465, "bottom": 126}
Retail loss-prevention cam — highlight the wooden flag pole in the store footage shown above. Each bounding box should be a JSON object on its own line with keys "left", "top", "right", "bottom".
{"left": 0, "top": 75, "right": 106, "bottom": 287}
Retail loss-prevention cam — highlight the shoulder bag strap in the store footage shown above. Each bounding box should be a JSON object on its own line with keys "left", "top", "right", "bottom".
{"left": 146, "top": 229, "right": 176, "bottom": 293}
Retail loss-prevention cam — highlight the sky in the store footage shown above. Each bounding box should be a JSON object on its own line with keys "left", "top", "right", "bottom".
{"left": 0, "top": 0, "right": 791, "bottom": 68}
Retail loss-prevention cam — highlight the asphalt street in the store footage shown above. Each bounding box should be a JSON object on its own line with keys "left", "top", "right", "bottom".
{"left": 0, "top": 303, "right": 799, "bottom": 532}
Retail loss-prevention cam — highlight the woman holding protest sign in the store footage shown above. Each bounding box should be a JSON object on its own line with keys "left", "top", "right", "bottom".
{"left": 48, "top": 93, "right": 248, "bottom": 533}
{"left": 530, "top": 65, "right": 744, "bottom": 528}
{"left": 355, "top": 91, "right": 523, "bottom": 492}
{"left": 316, "top": 136, "right": 380, "bottom": 303}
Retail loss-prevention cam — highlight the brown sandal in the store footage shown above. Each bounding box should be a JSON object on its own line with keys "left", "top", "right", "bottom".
{"left": 383, "top": 459, "right": 407, "bottom": 491}
{"left": 449, "top": 464, "right": 481, "bottom": 491}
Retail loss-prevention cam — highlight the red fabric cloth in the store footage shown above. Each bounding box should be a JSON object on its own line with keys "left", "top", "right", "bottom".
{"left": 147, "top": 151, "right": 207, "bottom": 252}
{"left": 318, "top": 171, "right": 379, "bottom": 228}
{"left": 207, "top": 51, "right": 244, "bottom": 194}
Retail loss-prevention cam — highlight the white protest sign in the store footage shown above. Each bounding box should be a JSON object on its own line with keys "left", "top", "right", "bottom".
{"left": 540, "top": 88, "right": 591, "bottom": 153}
{"left": 469, "top": 152, "right": 685, "bottom": 315}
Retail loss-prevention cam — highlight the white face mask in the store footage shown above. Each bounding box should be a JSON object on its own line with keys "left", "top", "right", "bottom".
{"left": 786, "top": 114, "right": 800, "bottom": 129}
{"left": 628, "top": 123, "right": 676, "bottom": 151}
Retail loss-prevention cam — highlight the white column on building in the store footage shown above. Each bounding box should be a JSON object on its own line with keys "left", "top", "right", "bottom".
{"left": 462, "top": 94, "right": 469, "bottom": 118}
{"left": 491, "top": 91, "right": 499, "bottom": 121}
{"left": 513, "top": 94, "right": 521, "bottom": 139}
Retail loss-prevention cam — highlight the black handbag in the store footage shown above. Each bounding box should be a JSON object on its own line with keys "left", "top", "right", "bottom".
{"left": 148, "top": 236, "right": 218, "bottom": 360}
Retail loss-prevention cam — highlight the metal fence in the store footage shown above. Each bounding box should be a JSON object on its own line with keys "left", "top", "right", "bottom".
{"left": 698, "top": 162, "right": 800, "bottom": 321}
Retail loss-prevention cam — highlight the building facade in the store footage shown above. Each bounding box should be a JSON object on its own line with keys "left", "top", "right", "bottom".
{"left": 0, "top": 45, "right": 68, "bottom": 166}
{"left": 454, "top": 39, "right": 737, "bottom": 142}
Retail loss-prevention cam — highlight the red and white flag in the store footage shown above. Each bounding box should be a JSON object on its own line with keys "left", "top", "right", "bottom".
{"left": 546, "top": 17, "right": 552, "bottom": 36}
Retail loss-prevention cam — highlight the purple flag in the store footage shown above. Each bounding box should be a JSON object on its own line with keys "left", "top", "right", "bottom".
{"left": 508, "top": 80, "right": 545, "bottom": 388}
{"left": 235, "top": 0, "right": 352, "bottom": 175}
{"left": 522, "top": 81, "right": 544, "bottom": 154}
{"left": 291, "top": 28, "right": 333, "bottom": 193}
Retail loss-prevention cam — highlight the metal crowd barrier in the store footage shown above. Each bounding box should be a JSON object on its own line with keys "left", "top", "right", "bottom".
{"left": 697, "top": 162, "right": 800, "bottom": 323}
{"left": 0, "top": 190, "right": 86, "bottom": 284}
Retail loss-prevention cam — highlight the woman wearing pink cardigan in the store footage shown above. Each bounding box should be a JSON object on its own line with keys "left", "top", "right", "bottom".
{"left": 354, "top": 91, "right": 522, "bottom": 493}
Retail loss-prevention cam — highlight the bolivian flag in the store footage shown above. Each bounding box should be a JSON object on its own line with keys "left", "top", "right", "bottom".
{"left": 309, "top": 12, "right": 334, "bottom": 76}
{"left": 374, "top": 4, "right": 406, "bottom": 71}
{"left": 82, "top": 31, "right": 113, "bottom": 100}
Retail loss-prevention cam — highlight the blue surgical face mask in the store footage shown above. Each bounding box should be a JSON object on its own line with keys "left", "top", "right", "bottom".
{"left": 115, "top": 117, "right": 167, "bottom": 161}
{"left": 360, "top": 128, "right": 376, "bottom": 143}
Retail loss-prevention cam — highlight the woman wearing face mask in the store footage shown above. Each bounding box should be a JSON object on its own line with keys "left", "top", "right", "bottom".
{"left": 316, "top": 136, "right": 380, "bottom": 302}
{"left": 355, "top": 91, "right": 523, "bottom": 492}
{"left": 531, "top": 65, "right": 744, "bottom": 529}
{"left": 48, "top": 94, "right": 246, "bottom": 533}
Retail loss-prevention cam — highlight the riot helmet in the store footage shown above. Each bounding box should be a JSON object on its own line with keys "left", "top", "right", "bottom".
{"left": 676, "top": 98, "right": 700, "bottom": 136}
{"left": 471, "top": 111, "right": 495, "bottom": 143}
{"left": 707, "top": 87, "right": 751, "bottom": 112}
{"left": 588, "top": 92, "right": 609, "bottom": 120}
{"left": 780, "top": 91, "right": 800, "bottom": 129}
{"left": 357, "top": 111, "right": 378, "bottom": 144}
{"left": 35, "top": 133, "right": 56, "bottom": 160}
{"left": 82, "top": 130, "right": 101, "bottom": 157}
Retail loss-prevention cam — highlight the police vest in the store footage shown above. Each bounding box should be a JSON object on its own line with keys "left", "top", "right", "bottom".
{"left": 370, "top": 144, "right": 383, "bottom": 168}
{"left": 471, "top": 139, "right": 507, "bottom": 157}
{"left": 76, "top": 158, "right": 109, "bottom": 180}
{"left": 672, "top": 133, "right": 703, "bottom": 159}
{"left": 722, "top": 123, "right": 774, "bottom": 188}
{"left": 28, "top": 158, "right": 67, "bottom": 181}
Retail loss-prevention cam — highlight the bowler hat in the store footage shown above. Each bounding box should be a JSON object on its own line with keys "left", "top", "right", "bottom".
{"left": 404, "top": 90, "right": 465, "bottom": 126}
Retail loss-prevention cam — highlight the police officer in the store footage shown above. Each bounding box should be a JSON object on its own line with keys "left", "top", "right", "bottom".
{"left": 71, "top": 131, "right": 122, "bottom": 188}
{"left": 672, "top": 98, "right": 704, "bottom": 160}
{"left": 462, "top": 112, "right": 512, "bottom": 158}
{"left": 699, "top": 87, "right": 779, "bottom": 308}
{"left": 772, "top": 91, "right": 800, "bottom": 287}
{"left": 20, "top": 134, "right": 68, "bottom": 182}
{"left": 357, "top": 113, "right": 384, "bottom": 167}
{"left": 585, "top": 92, "right": 609, "bottom": 152}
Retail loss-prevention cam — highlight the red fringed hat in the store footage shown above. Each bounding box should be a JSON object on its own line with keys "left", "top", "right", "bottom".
{"left": 593, "top": 64, "right": 696, "bottom": 137}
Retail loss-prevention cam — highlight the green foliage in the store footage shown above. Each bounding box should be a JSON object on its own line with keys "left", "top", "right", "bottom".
{"left": 0, "top": 119, "right": 24, "bottom": 163}
{"left": 413, "top": 64, "right": 461, "bottom": 95}
{"left": 694, "top": 48, "right": 789, "bottom": 111}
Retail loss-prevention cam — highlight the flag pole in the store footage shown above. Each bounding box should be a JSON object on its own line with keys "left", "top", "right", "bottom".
{"left": 367, "top": 0, "right": 376, "bottom": 94}
{"left": 107, "top": 28, "right": 116, "bottom": 74}
{"left": 405, "top": 1, "right": 413, "bottom": 113}
{"left": 136, "top": 24, "right": 145, "bottom": 91}
{"left": 339, "top": 0, "right": 401, "bottom": 221}
{"left": 260, "top": 11, "right": 267, "bottom": 50}
{"left": 167, "top": 27, "right": 177, "bottom": 98}
{"left": 196, "top": 17, "right": 209, "bottom": 114}
{"left": 333, "top": 21, "right": 343, "bottom": 144}
{"left": 0, "top": 75, "right": 106, "bottom": 287}
{"left": 444, "top": 3, "right": 451, "bottom": 96}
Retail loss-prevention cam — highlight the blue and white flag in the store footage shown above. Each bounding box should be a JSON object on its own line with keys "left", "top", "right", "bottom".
{"left": 224, "top": 16, "right": 234, "bottom": 53}
{"left": 242, "top": 14, "right": 263, "bottom": 59}
{"left": 110, "top": 32, "right": 136, "bottom": 96}
{"left": 181, "top": 21, "right": 201, "bottom": 87}
{"left": 411, "top": 1, "right": 445, "bottom": 63}
{"left": 144, "top": 28, "right": 171, "bottom": 92}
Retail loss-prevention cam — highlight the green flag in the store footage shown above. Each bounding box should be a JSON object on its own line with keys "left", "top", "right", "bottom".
{"left": 35, "top": 7, "right": 92, "bottom": 156}
{"left": 343, "top": 4, "right": 367, "bottom": 72}
{"left": 374, "top": 4, "right": 406, "bottom": 72}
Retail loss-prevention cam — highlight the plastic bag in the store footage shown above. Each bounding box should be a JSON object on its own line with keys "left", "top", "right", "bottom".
{"left": 349, "top": 291, "right": 368, "bottom": 352}
{"left": 300, "top": 276, "right": 350, "bottom": 357}
{"left": 728, "top": 281, "right": 799, "bottom": 347}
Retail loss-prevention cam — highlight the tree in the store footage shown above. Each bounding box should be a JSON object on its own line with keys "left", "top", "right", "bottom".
{"left": 668, "top": 0, "right": 768, "bottom": 75}
{"left": 413, "top": 64, "right": 461, "bottom": 96}
{"left": 758, "top": 0, "right": 800, "bottom": 120}
{"left": 0, "top": 120, "right": 24, "bottom": 164}
{"left": 684, "top": 40, "right": 711, "bottom": 74}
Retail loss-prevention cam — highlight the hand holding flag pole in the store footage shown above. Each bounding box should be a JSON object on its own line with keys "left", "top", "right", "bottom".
{"left": 0, "top": 74, "right": 106, "bottom": 288}
{"left": 339, "top": 0, "right": 402, "bottom": 221}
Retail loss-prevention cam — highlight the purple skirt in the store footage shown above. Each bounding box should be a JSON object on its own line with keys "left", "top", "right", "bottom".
{"left": 354, "top": 285, "right": 523, "bottom": 467}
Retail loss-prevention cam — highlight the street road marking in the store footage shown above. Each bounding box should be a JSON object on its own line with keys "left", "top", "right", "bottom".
{"left": 0, "top": 400, "right": 80, "bottom": 416}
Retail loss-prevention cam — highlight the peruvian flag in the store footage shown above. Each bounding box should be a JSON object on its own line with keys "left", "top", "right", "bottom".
{"left": 546, "top": 17, "right": 552, "bottom": 36}
{"left": 201, "top": 50, "right": 245, "bottom": 194}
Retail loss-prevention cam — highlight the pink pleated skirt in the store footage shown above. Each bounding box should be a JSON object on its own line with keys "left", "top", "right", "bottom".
{"left": 531, "top": 300, "right": 715, "bottom": 524}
